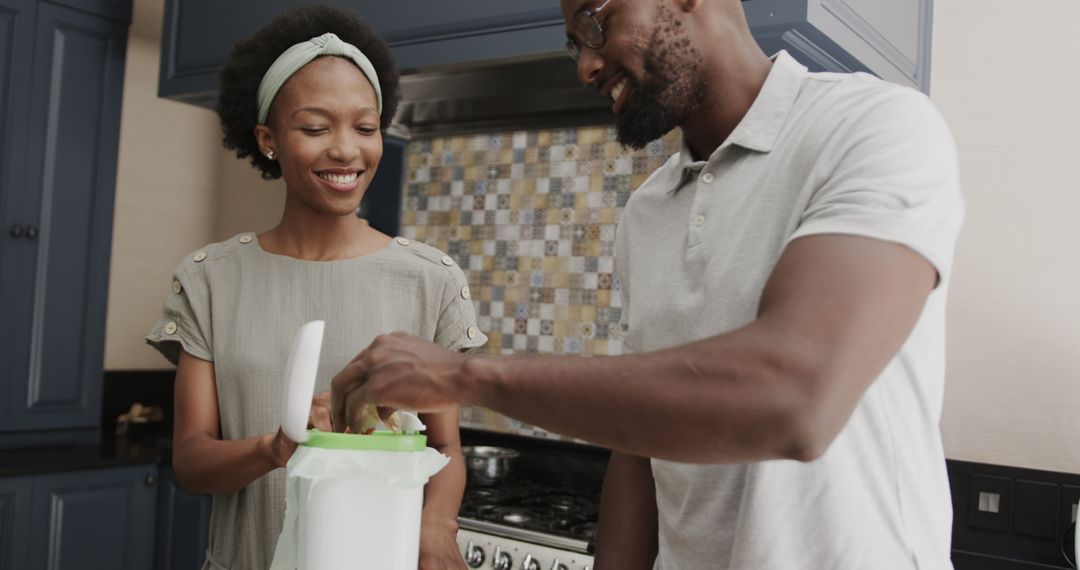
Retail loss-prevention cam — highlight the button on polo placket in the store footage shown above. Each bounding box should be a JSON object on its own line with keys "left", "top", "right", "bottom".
{"left": 686, "top": 167, "right": 715, "bottom": 250}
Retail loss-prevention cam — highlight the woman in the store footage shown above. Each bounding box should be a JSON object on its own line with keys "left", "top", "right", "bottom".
{"left": 146, "top": 5, "right": 484, "bottom": 569}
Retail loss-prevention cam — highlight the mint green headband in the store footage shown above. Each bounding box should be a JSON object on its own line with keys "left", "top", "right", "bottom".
{"left": 256, "top": 32, "right": 383, "bottom": 125}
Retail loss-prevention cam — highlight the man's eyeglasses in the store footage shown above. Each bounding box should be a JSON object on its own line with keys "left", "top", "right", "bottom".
{"left": 565, "top": 0, "right": 613, "bottom": 62}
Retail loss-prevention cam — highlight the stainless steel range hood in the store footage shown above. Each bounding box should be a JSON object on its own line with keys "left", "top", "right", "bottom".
{"left": 393, "top": 56, "right": 613, "bottom": 138}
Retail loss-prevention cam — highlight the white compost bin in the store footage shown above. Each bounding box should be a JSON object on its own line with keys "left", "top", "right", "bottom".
{"left": 270, "top": 320, "right": 449, "bottom": 570}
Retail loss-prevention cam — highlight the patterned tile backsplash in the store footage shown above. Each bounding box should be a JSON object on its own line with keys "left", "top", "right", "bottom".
{"left": 399, "top": 125, "right": 682, "bottom": 440}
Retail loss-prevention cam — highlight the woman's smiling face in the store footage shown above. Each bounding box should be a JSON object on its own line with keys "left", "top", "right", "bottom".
{"left": 256, "top": 56, "right": 383, "bottom": 217}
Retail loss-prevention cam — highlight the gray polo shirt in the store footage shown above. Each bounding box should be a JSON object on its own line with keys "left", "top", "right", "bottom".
{"left": 615, "top": 51, "right": 963, "bottom": 569}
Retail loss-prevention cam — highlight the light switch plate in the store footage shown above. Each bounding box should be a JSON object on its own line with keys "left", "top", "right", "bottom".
{"left": 970, "top": 474, "right": 1011, "bottom": 532}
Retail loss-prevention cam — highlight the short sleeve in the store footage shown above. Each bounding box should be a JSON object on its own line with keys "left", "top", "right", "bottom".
{"left": 433, "top": 264, "right": 488, "bottom": 352}
{"left": 788, "top": 88, "right": 965, "bottom": 286}
{"left": 145, "top": 261, "right": 213, "bottom": 365}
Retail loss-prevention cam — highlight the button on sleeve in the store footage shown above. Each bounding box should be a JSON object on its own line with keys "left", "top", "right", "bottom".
{"left": 146, "top": 262, "right": 214, "bottom": 365}
{"left": 433, "top": 264, "right": 488, "bottom": 352}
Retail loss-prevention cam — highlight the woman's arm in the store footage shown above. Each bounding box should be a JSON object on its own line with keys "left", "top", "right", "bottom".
{"left": 594, "top": 452, "right": 658, "bottom": 569}
{"left": 172, "top": 350, "right": 293, "bottom": 494}
{"left": 417, "top": 407, "right": 468, "bottom": 569}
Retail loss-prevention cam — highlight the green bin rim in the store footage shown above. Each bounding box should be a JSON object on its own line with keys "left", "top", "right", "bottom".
{"left": 301, "top": 429, "right": 427, "bottom": 451}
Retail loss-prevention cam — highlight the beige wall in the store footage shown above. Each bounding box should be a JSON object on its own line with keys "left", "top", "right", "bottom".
{"left": 103, "top": 27, "right": 221, "bottom": 370}
{"left": 933, "top": 1, "right": 1080, "bottom": 473}
{"left": 214, "top": 154, "right": 285, "bottom": 242}
{"left": 104, "top": 1, "right": 284, "bottom": 370}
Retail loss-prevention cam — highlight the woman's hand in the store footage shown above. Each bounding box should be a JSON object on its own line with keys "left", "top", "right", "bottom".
{"left": 309, "top": 391, "right": 333, "bottom": 431}
{"left": 418, "top": 519, "right": 467, "bottom": 570}
{"left": 263, "top": 428, "right": 297, "bottom": 469}
{"left": 263, "top": 392, "right": 336, "bottom": 469}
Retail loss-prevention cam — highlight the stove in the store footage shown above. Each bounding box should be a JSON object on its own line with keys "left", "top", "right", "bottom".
{"left": 455, "top": 478, "right": 598, "bottom": 570}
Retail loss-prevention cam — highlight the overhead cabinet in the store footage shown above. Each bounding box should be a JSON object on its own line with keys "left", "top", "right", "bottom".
{"left": 159, "top": 0, "right": 933, "bottom": 109}
{"left": 0, "top": 0, "right": 129, "bottom": 442}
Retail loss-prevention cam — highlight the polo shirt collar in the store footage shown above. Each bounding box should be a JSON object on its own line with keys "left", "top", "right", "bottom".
{"left": 725, "top": 50, "right": 807, "bottom": 153}
{"left": 664, "top": 51, "right": 806, "bottom": 194}
{"left": 674, "top": 50, "right": 807, "bottom": 168}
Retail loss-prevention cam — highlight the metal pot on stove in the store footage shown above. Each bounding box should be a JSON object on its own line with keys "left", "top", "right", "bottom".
{"left": 462, "top": 446, "right": 519, "bottom": 485}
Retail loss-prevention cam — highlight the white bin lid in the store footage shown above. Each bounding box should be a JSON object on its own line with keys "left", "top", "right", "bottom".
{"left": 280, "top": 320, "right": 325, "bottom": 444}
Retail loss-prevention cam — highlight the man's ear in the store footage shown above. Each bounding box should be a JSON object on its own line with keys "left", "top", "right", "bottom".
{"left": 673, "top": 0, "right": 703, "bottom": 13}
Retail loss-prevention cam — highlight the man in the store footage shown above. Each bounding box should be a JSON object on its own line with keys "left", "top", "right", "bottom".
{"left": 332, "top": 0, "right": 963, "bottom": 567}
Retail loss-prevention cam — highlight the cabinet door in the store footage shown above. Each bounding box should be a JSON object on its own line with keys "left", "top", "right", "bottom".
{"left": 3, "top": 3, "right": 127, "bottom": 432}
{"left": 0, "top": 477, "right": 31, "bottom": 570}
{"left": 159, "top": 0, "right": 566, "bottom": 104}
{"left": 0, "top": 0, "right": 37, "bottom": 432}
{"left": 29, "top": 465, "right": 158, "bottom": 570}
{"left": 44, "top": 0, "right": 131, "bottom": 24}
{"left": 154, "top": 466, "right": 211, "bottom": 570}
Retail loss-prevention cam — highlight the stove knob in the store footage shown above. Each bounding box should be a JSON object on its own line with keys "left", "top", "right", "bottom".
{"left": 492, "top": 546, "right": 512, "bottom": 570}
{"left": 549, "top": 559, "right": 568, "bottom": 570}
{"left": 465, "top": 541, "right": 485, "bottom": 568}
{"left": 521, "top": 553, "right": 540, "bottom": 570}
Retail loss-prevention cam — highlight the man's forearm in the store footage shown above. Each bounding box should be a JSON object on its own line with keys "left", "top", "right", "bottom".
{"left": 461, "top": 322, "right": 816, "bottom": 464}
{"left": 595, "top": 452, "right": 658, "bottom": 570}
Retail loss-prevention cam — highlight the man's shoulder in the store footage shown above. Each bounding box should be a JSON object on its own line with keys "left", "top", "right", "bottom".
{"left": 791, "top": 71, "right": 948, "bottom": 159}
{"left": 801, "top": 70, "right": 937, "bottom": 123}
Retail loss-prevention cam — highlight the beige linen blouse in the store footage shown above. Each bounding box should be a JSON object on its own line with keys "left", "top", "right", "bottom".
{"left": 146, "top": 233, "right": 487, "bottom": 570}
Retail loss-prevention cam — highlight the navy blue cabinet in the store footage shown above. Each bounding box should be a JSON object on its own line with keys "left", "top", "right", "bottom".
{"left": 159, "top": 0, "right": 565, "bottom": 105}
{"left": 154, "top": 465, "right": 211, "bottom": 570}
{"left": 0, "top": 0, "right": 128, "bottom": 444}
{"left": 158, "top": 0, "right": 933, "bottom": 109}
{"left": 749, "top": 0, "right": 933, "bottom": 93}
{"left": 0, "top": 465, "right": 157, "bottom": 570}
{"left": 0, "top": 476, "right": 31, "bottom": 570}
{"left": 0, "top": 0, "right": 37, "bottom": 435}
{"left": 29, "top": 465, "right": 158, "bottom": 570}
{"left": 47, "top": 0, "right": 130, "bottom": 23}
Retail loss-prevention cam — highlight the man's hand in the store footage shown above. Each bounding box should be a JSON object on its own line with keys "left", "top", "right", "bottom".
{"left": 330, "top": 333, "right": 471, "bottom": 434}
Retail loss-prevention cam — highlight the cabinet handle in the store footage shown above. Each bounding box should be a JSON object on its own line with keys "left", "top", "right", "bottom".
{"left": 25, "top": 225, "right": 37, "bottom": 239}
{"left": 144, "top": 473, "right": 157, "bottom": 487}
{"left": 9, "top": 224, "right": 23, "bottom": 238}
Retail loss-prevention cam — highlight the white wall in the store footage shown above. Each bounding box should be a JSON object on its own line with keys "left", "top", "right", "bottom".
{"left": 934, "top": 1, "right": 1080, "bottom": 473}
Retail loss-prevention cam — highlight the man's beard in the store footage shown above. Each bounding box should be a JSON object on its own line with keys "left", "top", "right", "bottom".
{"left": 614, "top": 11, "right": 704, "bottom": 149}
{"left": 614, "top": 73, "right": 686, "bottom": 149}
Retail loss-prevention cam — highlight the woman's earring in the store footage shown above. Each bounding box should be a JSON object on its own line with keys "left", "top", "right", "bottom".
{"left": 266, "top": 150, "right": 275, "bottom": 160}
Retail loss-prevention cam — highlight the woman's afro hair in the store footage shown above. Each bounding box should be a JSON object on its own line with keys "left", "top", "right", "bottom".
{"left": 217, "top": 4, "right": 400, "bottom": 179}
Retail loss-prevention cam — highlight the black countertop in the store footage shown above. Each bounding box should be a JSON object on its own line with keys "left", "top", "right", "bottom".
{"left": 0, "top": 437, "right": 169, "bottom": 478}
